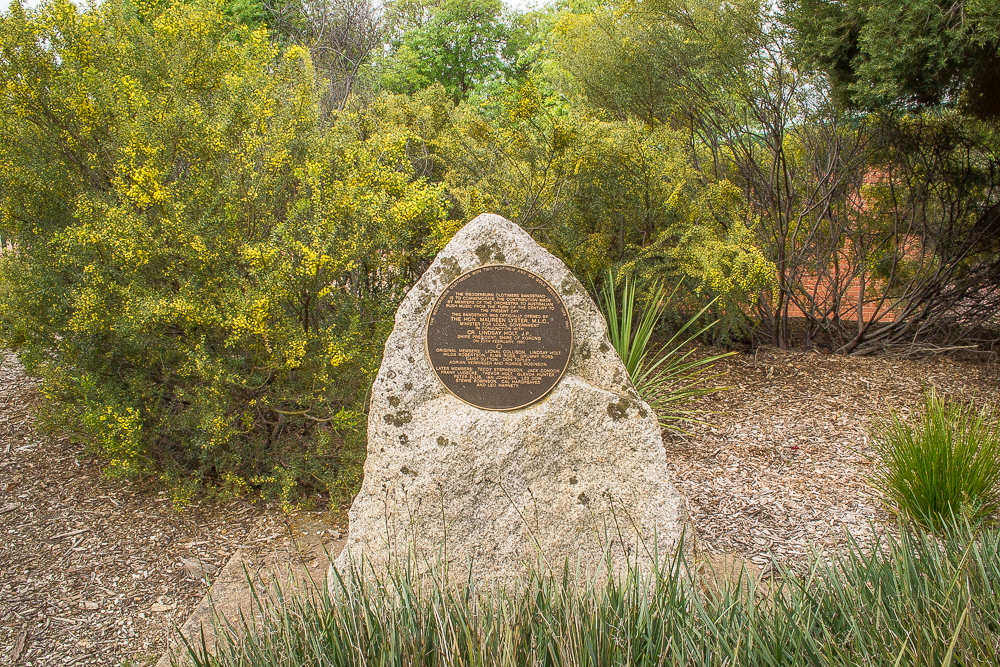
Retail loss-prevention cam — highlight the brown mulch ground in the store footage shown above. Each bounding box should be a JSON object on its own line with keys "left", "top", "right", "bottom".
{"left": 666, "top": 347, "right": 999, "bottom": 570}
{"left": 1, "top": 347, "right": 998, "bottom": 664}
{"left": 0, "top": 353, "right": 343, "bottom": 667}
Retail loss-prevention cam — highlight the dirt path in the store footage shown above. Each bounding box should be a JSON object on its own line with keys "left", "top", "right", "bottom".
{"left": 0, "top": 353, "right": 344, "bottom": 666}
{"left": 667, "top": 347, "right": 999, "bottom": 569}
{"left": 1, "top": 348, "right": 997, "bottom": 664}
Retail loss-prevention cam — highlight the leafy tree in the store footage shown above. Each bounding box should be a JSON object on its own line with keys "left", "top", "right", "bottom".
{"left": 554, "top": 0, "right": 1000, "bottom": 352}
{"left": 219, "top": 0, "right": 271, "bottom": 26}
{"left": 441, "top": 78, "right": 589, "bottom": 237}
{"left": 554, "top": 0, "right": 823, "bottom": 346}
{"left": 553, "top": 0, "right": 763, "bottom": 128}
{"left": 0, "top": 0, "right": 449, "bottom": 499}
{"left": 785, "top": 0, "right": 1000, "bottom": 351}
{"left": 378, "top": 0, "right": 530, "bottom": 103}
{"left": 785, "top": 0, "right": 1000, "bottom": 120}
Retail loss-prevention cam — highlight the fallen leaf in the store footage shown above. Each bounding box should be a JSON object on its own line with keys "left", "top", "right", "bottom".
{"left": 179, "top": 557, "right": 217, "bottom": 582}
{"left": 12, "top": 629, "right": 27, "bottom": 662}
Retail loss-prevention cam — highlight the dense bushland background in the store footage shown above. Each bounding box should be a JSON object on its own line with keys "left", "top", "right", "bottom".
{"left": 1, "top": 0, "right": 997, "bottom": 500}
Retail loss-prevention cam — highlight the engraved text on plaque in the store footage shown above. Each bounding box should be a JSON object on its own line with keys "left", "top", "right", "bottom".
{"left": 426, "top": 265, "right": 572, "bottom": 410}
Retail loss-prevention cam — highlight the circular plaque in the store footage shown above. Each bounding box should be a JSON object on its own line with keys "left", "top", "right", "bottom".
{"left": 426, "top": 265, "right": 573, "bottom": 410}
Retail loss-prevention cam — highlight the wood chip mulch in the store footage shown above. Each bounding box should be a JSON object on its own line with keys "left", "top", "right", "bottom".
{"left": 1, "top": 347, "right": 998, "bottom": 663}
{"left": 0, "top": 352, "right": 342, "bottom": 666}
{"left": 666, "top": 347, "right": 999, "bottom": 571}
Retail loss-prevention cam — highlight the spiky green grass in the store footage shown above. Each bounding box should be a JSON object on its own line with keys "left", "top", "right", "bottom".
{"left": 870, "top": 388, "right": 1000, "bottom": 529}
{"left": 599, "top": 272, "right": 733, "bottom": 431}
{"left": 185, "top": 522, "right": 1000, "bottom": 666}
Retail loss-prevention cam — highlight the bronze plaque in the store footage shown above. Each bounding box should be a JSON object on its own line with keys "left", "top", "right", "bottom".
{"left": 426, "top": 265, "right": 573, "bottom": 410}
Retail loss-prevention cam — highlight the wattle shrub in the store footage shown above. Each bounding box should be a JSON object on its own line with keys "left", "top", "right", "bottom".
{"left": 0, "top": 0, "right": 450, "bottom": 500}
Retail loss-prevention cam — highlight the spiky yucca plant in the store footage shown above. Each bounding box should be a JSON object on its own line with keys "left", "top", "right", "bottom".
{"left": 599, "top": 272, "right": 732, "bottom": 431}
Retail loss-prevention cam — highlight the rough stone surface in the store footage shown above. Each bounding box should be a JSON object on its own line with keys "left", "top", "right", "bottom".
{"left": 333, "top": 213, "right": 687, "bottom": 587}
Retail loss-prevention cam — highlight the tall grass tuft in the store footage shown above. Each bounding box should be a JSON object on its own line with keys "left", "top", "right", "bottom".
{"left": 869, "top": 388, "right": 1000, "bottom": 529}
{"left": 185, "top": 520, "right": 1000, "bottom": 666}
{"left": 599, "top": 271, "right": 732, "bottom": 431}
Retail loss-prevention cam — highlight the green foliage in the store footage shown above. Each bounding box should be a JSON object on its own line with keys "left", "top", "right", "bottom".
{"left": 4, "top": 0, "right": 997, "bottom": 501}
{"left": 441, "top": 77, "right": 595, "bottom": 237}
{"left": 435, "top": 78, "right": 773, "bottom": 331}
{"left": 552, "top": 0, "right": 819, "bottom": 346}
{"left": 191, "top": 521, "right": 1000, "bottom": 666}
{"left": 869, "top": 389, "right": 1000, "bottom": 529}
{"left": 338, "top": 72, "right": 765, "bottom": 333}
{"left": 599, "top": 272, "right": 732, "bottom": 430}
{"left": 297, "top": 2, "right": 776, "bottom": 341}
{"left": 551, "top": 0, "right": 1000, "bottom": 352}
{"left": 786, "top": 0, "right": 1000, "bottom": 120}
{"left": 216, "top": 0, "right": 269, "bottom": 27}
{"left": 635, "top": 179, "right": 776, "bottom": 344}
{"left": 552, "top": 0, "right": 765, "bottom": 128}
{"left": 0, "top": 0, "right": 450, "bottom": 495}
{"left": 378, "top": 0, "right": 530, "bottom": 103}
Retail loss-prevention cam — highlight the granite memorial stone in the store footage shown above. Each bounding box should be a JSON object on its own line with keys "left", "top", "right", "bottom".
{"left": 333, "top": 213, "right": 687, "bottom": 587}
